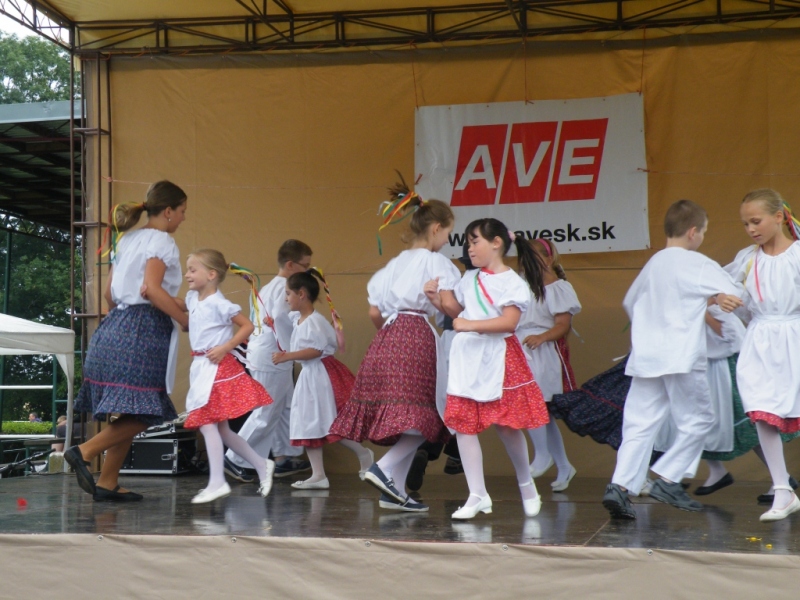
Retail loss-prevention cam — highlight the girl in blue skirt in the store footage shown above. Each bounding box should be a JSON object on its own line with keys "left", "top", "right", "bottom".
{"left": 66, "top": 180, "right": 189, "bottom": 502}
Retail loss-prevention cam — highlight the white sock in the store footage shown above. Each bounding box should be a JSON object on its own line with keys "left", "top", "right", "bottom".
{"left": 497, "top": 425, "right": 537, "bottom": 501}
{"left": 304, "top": 447, "right": 326, "bottom": 482}
{"left": 456, "top": 432, "right": 487, "bottom": 507}
{"left": 703, "top": 460, "right": 728, "bottom": 487}
{"left": 527, "top": 426, "right": 551, "bottom": 472}
{"left": 755, "top": 421, "right": 793, "bottom": 510}
{"left": 218, "top": 420, "right": 267, "bottom": 482}
{"left": 376, "top": 433, "right": 424, "bottom": 480}
{"left": 338, "top": 439, "right": 373, "bottom": 472}
{"left": 200, "top": 423, "right": 227, "bottom": 492}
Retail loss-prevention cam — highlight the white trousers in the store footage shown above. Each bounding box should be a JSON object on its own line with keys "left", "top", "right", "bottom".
{"left": 225, "top": 368, "right": 302, "bottom": 467}
{"left": 612, "top": 370, "right": 714, "bottom": 494}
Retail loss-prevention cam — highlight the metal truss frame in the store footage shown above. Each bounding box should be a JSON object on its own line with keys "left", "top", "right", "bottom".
{"left": 4, "top": 0, "right": 800, "bottom": 56}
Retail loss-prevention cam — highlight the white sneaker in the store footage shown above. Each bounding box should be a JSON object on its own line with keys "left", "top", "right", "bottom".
{"left": 291, "top": 477, "right": 330, "bottom": 490}
{"left": 191, "top": 483, "right": 231, "bottom": 504}
{"left": 258, "top": 459, "right": 276, "bottom": 498}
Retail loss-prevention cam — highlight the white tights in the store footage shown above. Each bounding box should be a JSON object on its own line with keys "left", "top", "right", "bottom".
{"left": 304, "top": 439, "right": 373, "bottom": 483}
{"left": 755, "top": 421, "right": 794, "bottom": 510}
{"left": 528, "top": 420, "right": 572, "bottom": 480}
{"left": 200, "top": 421, "right": 267, "bottom": 492}
{"left": 458, "top": 427, "right": 537, "bottom": 508}
{"left": 376, "top": 433, "right": 425, "bottom": 494}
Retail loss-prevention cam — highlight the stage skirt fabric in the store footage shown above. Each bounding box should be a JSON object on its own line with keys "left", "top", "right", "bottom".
{"left": 329, "top": 313, "right": 448, "bottom": 446}
{"left": 184, "top": 354, "right": 272, "bottom": 429}
{"left": 292, "top": 356, "right": 355, "bottom": 448}
{"left": 444, "top": 336, "right": 548, "bottom": 435}
{"left": 549, "top": 356, "right": 629, "bottom": 450}
{"left": 75, "top": 304, "right": 177, "bottom": 427}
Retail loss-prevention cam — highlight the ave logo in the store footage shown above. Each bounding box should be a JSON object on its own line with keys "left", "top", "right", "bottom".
{"left": 451, "top": 119, "right": 608, "bottom": 207}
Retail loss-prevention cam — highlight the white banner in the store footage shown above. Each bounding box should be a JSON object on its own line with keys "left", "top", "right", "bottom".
{"left": 414, "top": 93, "right": 649, "bottom": 257}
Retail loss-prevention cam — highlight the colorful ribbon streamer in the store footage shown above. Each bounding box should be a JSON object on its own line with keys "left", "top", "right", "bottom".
{"left": 376, "top": 191, "right": 420, "bottom": 255}
{"left": 229, "top": 262, "right": 263, "bottom": 334}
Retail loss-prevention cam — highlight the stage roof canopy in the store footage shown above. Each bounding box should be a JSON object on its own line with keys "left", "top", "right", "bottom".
{"left": 0, "top": 100, "right": 81, "bottom": 231}
{"left": 6, "top": 0, "right": 800, "bottom": 55}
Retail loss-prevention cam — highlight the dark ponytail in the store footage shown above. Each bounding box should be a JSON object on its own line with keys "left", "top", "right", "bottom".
{"left": 466, "top": 218, "right": 547, "bottom": 300}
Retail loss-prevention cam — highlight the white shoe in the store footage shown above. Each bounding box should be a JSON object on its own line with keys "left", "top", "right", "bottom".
{"left": 529, "top": 457, "right": 554, "bottom": 479}
{"left": 452, "top": 494, "right": 492, "bottom": 520}
{"left": 358, "top": 449, "right": 375, "bottom": 481}
{"left": 551, "top": 466, "right": 577, "bottom": 492}
{"left": 191, "top": 483, "right": 231, "bottom": 504}
{"left": 291, "top": 477, "right": 330, "bottom": 490}
{"left": 759, "top": 488, "right": 800, "bottom": 522}
{"left": 258, "top": 459, "right": 276, "bottom": 498}
{"left": 520, "top": 479, "right": 542, "bottom": 517}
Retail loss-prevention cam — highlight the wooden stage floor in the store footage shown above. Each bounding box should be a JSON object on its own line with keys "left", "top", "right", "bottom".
{"left": 0, "top": 471, "right": 796, "bottom": 554}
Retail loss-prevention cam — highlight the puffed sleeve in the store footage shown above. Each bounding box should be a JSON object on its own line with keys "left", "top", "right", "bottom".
{"left": 144, "top": 231, "right": 180, "bottom": 268}
{"left": 545, "top": 280, "right": 581, "bottom": 316}
{"left": 214, "top": 295, "right": 241, "bottom": 323}
{"left": 295, "top": 313, "right": 337, "bottom": 355}
{"left": 453, "top": 272, "right": 470, "bottom": 306}
{"left": 185, "top": 290, "right": 198, "bottom": 312}
{"left": 367, "top": 266, "right": 388, "bottom": 310}
{"left": 724, "top": 245, "right": 757, "bottom": 283}
{"left": 429, "top": 252, "right": 461, "bottom": 291}
{"left": 498, "top": 273, "right": 532, "bottom": 312}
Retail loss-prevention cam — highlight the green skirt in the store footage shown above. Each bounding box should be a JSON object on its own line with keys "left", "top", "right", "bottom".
{"left": 702, "top": 355, "right": 800, "bottom": 461}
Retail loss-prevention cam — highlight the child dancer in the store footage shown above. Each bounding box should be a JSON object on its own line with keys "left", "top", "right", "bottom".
{"left": 225, "top": 240, "right": 313, "bottom": 481}
{"left": 517, "top": 238, "right": 581, "bottom": 491}
{"left": 182, "top": 250, "right": 276, "bottom": 504}
{"left": 602, "top": 200, "right": 742, "bottom": 519}
{"left": 426, "top": 218, "right": 550, "bottom": 520}
{"left": 272, "top": 270, "right": 374, "bottom": 490}
{"left": 725, "top": 189, "right": 800, "bottom": 521}
{"left": 329, "top": 178, "right": 460, "bottom": 513}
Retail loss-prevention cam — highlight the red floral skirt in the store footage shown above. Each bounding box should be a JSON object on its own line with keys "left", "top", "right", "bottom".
{"left": 445, "top": 336, "right": 549, "bottom": 435}
{"left": 185, "top": 354, "right": 273, "bottom": 429}
{"left": 748, "top": 410, "right": 800, "bottom": 434}
{"left": 292, "top": 356, "right": 356, "bottom": 448}
{"left": 329, "top": 314, "right": 449, "bottom": 446}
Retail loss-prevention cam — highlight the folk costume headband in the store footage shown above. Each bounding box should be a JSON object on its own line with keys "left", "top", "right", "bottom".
{"left": 376, "top": 191, "right": 426, "bottom": 255}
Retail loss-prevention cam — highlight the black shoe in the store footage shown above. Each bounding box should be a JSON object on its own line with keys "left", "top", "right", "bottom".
{"left": 273, "top": 457, "right": 312, "bottom": 478}
{"left": 695, "top": 472, "right": 734, "bottom": 496}
{"left": 223, "top": 457, "right": 255, "bottom": 483}
{"left": 757, "top": 475, "right": 799, "bottom": 504}
{"left": 64, "top": 446, "right": 96, "bottom": 496}
{"left": 602, "top": 483, "right": 637, "bottom": 520}
{"left": 406, "top": 450, "right": 429, "bottom": 492}
{"left": 649, "top": 479, "right": 703, "bottom": 511}
{"left": 444, "top": 456, "right": 464, "bottom": 475}
{"left": 93, "top": 485, "right": 143, "bottom": 502}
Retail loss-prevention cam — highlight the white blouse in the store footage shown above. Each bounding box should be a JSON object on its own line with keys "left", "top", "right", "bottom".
{"left": 447, "top": 269, "right": 532, "bottom": 402}
{"left": 110, "top": 229, "right": 182, "bottom": 307}
{"left": 186, "top": 290, "right": 241, "bottom": 352}
{"left": 368, "top": 248, "right": 461, "bottom": 317}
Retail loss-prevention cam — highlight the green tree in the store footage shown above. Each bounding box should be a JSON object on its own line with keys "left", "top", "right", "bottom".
{"left": 0, "top": 32, "right": 74, "bottom": 104}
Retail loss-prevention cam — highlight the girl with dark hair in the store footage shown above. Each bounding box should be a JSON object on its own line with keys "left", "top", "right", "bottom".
{"left": 329, "top": 176, "right": 461, "bottom": 513}
{"left": 66, "top": 181, "right": 189, "bottom": 502}
{"left": 425, "top": 218, "right": 549, "bottom": 520}
{"left": 517, "top": 238, "right": 582, "bottom": 492}
{"left": 273, "top": 269, "right": 373, "bottom": 490}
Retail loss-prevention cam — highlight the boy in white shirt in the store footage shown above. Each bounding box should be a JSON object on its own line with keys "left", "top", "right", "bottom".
{"left": 224, "top": 240, "right": 313, "bottom": 481}
{"left": 602, "top": 200, "right": 743, "bottom": 518}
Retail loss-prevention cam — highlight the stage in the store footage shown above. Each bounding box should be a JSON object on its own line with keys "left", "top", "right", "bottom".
{"left": 1, "top": 471, "right": 798, "bottom": 598}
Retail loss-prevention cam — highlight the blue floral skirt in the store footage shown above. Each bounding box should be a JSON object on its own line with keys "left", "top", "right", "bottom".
{"left": 75, "top": 304, "right": 177, "bottom": 426}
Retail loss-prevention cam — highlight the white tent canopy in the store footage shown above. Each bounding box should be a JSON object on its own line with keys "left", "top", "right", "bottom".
{"left": 0, "top": 313, "right": 75, "bottom": 447}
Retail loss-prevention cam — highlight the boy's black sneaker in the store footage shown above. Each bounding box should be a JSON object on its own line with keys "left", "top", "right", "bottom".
{"left": 602, "top": 483, "right": 637, "bottom": 520}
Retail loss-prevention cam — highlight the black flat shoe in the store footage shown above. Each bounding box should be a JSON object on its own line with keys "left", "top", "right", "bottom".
{"left": 757, "top": 475, "right": 799, "bottom": 504}
{"left": 93, "top": 485, "right": 143, "bottom": 502}
{"left": 695, "top": 472, "right": 734, "bottom": 496}
{"left": 64, "top": 446, "right": 96, "bottom": 496}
